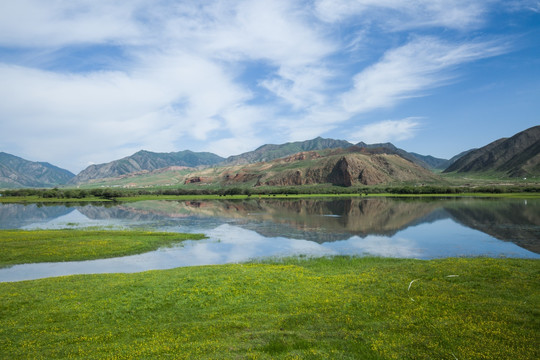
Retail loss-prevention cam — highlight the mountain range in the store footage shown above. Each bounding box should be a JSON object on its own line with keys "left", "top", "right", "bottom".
{"left": 70, "top": 137, "right": 449, "bottom": 185}
{"left": 0, "top": 152, "right": 75, "bottom": 188}
{"left": 182, "top": 146, "right": 441, "bottom": 187}
{"left": 444, "top": 125, "right": 540, "bottom": 177}
{"left": 70, "top": 150, "right": 224, "bottom": 185}
{"left": 1, "top": 125, "right": 539, "bottom": 188}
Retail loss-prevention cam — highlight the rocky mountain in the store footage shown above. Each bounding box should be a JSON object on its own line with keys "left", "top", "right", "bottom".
{"left": 0, "top": 152, "right": 75, "bottom": 188}
{"left": 222, "top": 137, "right": 353, "bottom": 165}
{"left": 5, "top": 125, "right": 538, "bottom": 188}
{"left": 70, "top": 150, "right": 224, "bottom": 184}
{"left": 69, "top": 137, "right": 447, "bottom": 186}
{"left": 355, "top": 142, "right": 448, "bottom": 169}
{"left": 446, "top": 150, "right": 475, "bottom": 167}
{"left": 223, "top": 137, "right": 448, "bottom": 170}
{"left": 184, "top": 146, "right": 441, "bottom": 187}
{"left": 443, "top": 126, "right": 540, "bottom": 177}
{"left": 409, "top": 153, "right": 451, "bottom": 170}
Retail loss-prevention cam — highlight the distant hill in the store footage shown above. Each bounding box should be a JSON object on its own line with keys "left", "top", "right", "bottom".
{"left": 223, "top": 137, "right": 447, "bottom": 170}
{"left": 0, "top": 152, "right": 75, "bottom": 188}
{"left": 355, "top": 142, "right": 448, "bottom": 170}
{"left": 184, "top": 146, "right": 441, "bottom": 187}
{"left": 70, "top": 150, "right": 224, "bottom": 184}
{"left": 407, "top": 150, "right": 471, "bottom": 171}
{"left": 3, "top": 136, "right": 453, "bottom": 188}
{"left": 443, "top": 126, "right": 540, "bottom": 177}
{"left": 409, "top": 153, "right": 451, "bottom": 170}
{"left": 446, "top": 150, "right": 475, "bottom": 167}
{"left": 69, "top": 138, "right": 448, "bottom": 187}
{"left": 222, "top": 137, "right": 353, "bottom": 165}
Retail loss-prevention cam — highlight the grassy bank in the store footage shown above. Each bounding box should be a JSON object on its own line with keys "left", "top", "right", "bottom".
{"left": 2, "top": 192, "right": 540, "bottom": 204}
{"left": 0, "top": 230, "right": 205, "bottom": 267}
{"left": 0, "top": 195, "right": 109, "bottom": 203}
{"left": 2, "top": 183, "right": 539, "bottom": 203}
{"left": 0, "top": 256, "right": 538, "bottom": 359}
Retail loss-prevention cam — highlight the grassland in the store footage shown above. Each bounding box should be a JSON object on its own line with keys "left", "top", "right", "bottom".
{"left": 2, "top": 190, "right": 540, "bottom": 204}
{"left": 0, "top": 256, "right": 538, "bottom": 359}
{"left": 0, "top": 230, "right": 205, "bottom": 267}
{"left": 112, "top": 192, "right": 540, "bottom": 203}
{"left": 0, "top": 195, "right": 107, "bottom": 203}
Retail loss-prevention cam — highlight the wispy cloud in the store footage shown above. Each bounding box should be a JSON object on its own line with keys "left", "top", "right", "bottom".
{"left": 0, "top": 0, "right": 524, "bottom": 171}
{"left": 314, "top": 0, "right": 492, "bottom": 30}
{"left": 260, "top": 65, "right": 335, "bottom": 110}
{"left": 350, "top": 118, "right": 422, "bottom": 144}
{"left": 341, "top": 37, "right": 508, "bottom": 114}
{"left": 0, "top": 0, "right": 337, "bottom": 171}
{"left": 0, "top": 51, "right": 251, "bottom": 169}
{"left": 504, "top": 0, "right": 540, "bottom": 13}
{"left": 0, "top": 0, "right": 144, "bottom": 47}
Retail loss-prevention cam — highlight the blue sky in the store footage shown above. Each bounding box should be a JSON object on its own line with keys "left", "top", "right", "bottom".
{"left": 0, "top": 0, "right": 539, "bottom": 173}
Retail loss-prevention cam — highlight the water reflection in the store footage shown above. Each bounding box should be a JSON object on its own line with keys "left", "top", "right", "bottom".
{"left": 72, "top": 197, "right": 539, "bottom": 252}
{"left": 444, "top": 199, "right": 540, "bottom": 253}
{"left": 0, "top": 197, "right": 539, "bottom": 282}
{"left": 2, "top": 219, "right": 537, "bottom": 282}
{"left": 4, "top": 198, "right": 540, "bottom": 252}
{"left": 0, "top": 203, "right": 73, "bottom": 229}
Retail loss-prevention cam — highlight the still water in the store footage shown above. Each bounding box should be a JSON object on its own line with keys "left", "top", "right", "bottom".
{"left": 1, "top": 197, "right": 539, "bottom": 281}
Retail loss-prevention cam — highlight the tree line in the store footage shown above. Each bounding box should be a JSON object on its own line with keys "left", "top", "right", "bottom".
{"left": 1, "top": 184, "right": 539, "bottom": 200}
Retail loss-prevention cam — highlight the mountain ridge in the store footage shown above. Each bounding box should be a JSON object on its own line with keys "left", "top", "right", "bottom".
{"left": 222, "top": 137, "right": 354, "bottom": 165}
{"left": 182, "top": 146, "right": 441, "bottom": 188}
{"left": 0, "top": 152, "right": 75, "bottom": 188}
{"left": 70, "top": 150, "right": 224, "bottom": 184}
{"left": 3, "top": 126, "right": 538, "bottom": 189}
{"left": 443, "top": 125, "right": 540, "bottom": 177}
{"left": 69, "top": 137, "right": 449, "bottom": 184}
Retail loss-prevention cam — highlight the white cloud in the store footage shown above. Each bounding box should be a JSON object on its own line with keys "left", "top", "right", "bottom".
{"left": 260, "top": 65, "right": 335, "bottom": 109}
{"left": 0, "top": 0, "right": 145, "bottom": 47}
{"left": 207, "top": 136, "right": 263, "bottom": 158}
{"left": 0, "top": 0, "right": 520, "bottom": 172}
{"left": 314, "top": 0, "right": 492, "bottom": 30}
{"left": 0, "top": 0, "right": 339, "bottom": 172}
{"left": 350, "top": 118, "right": 421, "bottom": 144}
{"left": 0, "top": 50, "right": 252, "bottom": 171}
{"left": 203, "top": 105, "right": 269, "bottom": 157}
{"left": 504, "top": 0, "right": 540, "bottom": 13}
{"left": 191, "top": 0, "right": 337, "bottom": 112}
{"left": 341, "top": 37, "right": 508, "bottom": 114}
{"left": 197, "top": 0, "right": 334, "bottom": 66}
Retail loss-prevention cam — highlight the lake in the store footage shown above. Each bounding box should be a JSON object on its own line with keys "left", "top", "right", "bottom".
{"left": 1, "top": 197, "right": 539, "bottom": 281}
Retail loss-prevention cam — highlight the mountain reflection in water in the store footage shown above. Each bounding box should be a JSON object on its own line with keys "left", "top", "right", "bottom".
{"left": 4, "top": 197, "right": 538, "bottom": 254}
{"left": 87, "top": 198, "right": 539, "bottom": 253}
{"left": 85, "top": 198, "right": 443, "bottom": 243}
{"left": 1, "top": 197, "right": 539, "bottom": 281}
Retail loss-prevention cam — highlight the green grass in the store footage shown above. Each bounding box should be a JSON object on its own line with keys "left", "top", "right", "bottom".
{"left": 441, "top": 171, "right": 540, "bottom": 183}
{"left": 0, "top": 256, "right": 538, "bottom": 359}
{"left": 0, "top": 230, "right": 205, "bottom": 267}
{"left": 115, "top": 192, "right": 540, "bottom": 202}
{"left": 0, "top": 195, "right": 109, "bottom": 203}
{"left": 1, "top": 192, "right": 540, "bottom": 204}
{"left": 366, "top": 192, "right": 540, "bottom": 199}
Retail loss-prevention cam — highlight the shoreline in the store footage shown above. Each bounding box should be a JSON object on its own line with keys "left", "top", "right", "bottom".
{"left": 1, "top": 191, "right": 540, "bottom": 203}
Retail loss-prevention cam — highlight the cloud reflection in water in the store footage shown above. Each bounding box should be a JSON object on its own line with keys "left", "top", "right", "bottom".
{"left": 2, "top": 220, "right": 538, "bottom": 282}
